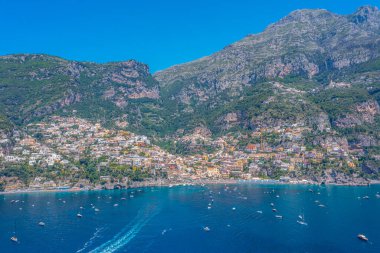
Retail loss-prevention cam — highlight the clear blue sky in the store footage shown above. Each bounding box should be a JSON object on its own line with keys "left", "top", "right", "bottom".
{"left": 0, "top": 0, "right": 378, "bottom": 72}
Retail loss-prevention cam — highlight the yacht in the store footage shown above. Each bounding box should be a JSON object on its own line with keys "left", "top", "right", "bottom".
{"left": 357, "top": 234, "right": 368, "bottom": 241}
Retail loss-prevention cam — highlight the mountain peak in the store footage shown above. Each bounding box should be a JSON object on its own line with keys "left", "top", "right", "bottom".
{"left": 350, "top": 5, "right": 380, "bottom": 29}
{"left": 275, "top": 8, "right": 333, "bottom": 24}
{"left": 355, "top": 5, "right": 379, "bottom": 16}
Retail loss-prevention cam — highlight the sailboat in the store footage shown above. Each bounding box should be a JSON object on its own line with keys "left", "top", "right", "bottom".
{"left": 10, "top": 221, "right": 18, "bottom": 243}
{"left": 10, "top": 236, "right": 18, "bottom": 243}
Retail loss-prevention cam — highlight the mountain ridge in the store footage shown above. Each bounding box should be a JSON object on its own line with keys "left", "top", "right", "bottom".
{"left": 0, "top": 5, "right": 379, "bottom": 183}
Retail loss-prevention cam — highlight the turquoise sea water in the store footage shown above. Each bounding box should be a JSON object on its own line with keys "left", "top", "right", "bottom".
{"left": 0, "top": 183, "right": 379, "bottom": 253}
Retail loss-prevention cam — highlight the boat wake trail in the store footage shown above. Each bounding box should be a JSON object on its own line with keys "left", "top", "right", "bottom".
{"left": 77, "top": 227, "right": 105, "bottom": 253}
{"left": 89, "top": 205, "right": 160, "bottom": 253}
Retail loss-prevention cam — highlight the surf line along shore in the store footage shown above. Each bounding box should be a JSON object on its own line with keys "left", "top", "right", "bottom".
{"left": 1, "top": 178, "right": 378, "bottom": 195}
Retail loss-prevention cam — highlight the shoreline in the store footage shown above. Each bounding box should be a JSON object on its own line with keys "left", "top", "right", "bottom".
{"left": 1, "top": 178, "right": 379, "bottom": 195}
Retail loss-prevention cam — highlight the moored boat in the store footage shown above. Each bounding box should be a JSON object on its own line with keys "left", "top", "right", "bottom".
{"left": 357, "top": 234, "right": 368, "bottom": 242}
{"left": 297, "top": 220, "right": 308, "bottom": 226}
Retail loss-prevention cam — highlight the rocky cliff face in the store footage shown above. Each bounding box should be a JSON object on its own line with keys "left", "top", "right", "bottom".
{"left": 155, "top": 6, "right": 380, "bottom": 103}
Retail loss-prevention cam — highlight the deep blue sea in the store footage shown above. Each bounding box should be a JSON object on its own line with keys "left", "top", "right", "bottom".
{"left": 0, "top": 183, "right": 379, "bottom": 253}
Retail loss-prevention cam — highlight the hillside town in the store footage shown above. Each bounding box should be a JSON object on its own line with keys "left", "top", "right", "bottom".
{"left": 0, "top": 116, "right": 369, "bottom": 192}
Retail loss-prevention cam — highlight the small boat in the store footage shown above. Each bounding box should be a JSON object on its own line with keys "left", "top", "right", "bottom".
{"left": 94, "top": 208, "right": 100, "bottom": 212}
{"left": 272, "top": 208, "right": 278, "bottom": 212}
{"left": 270, "top": 203, "right": 274, "bottom": 207}
{"left": 297, "top": 213, "right": 307, "bottom": 224}
{"left": 297, "top": 220, "right": 308, "bottom": 226}
{"left": 376, "top": 193, "right": 380, "bottom": 198}
{"left": 362, "top": 196, "right": 370, "bottom": 200}
{"left": 77, "top": 213, "right": 83, "bottom": 218}
{"left": 357, "top": 234, "right": 368, "bottom": 241}
{"left": 232, "top": 207, "right": 236, "bottom": 211}
{"left": 318, "top": 204, "right": 326, "bottom": 208}
{"left": 275, "top": 215, "right": 283, "bottom": 219}
{"left": 256, "top": 210, "right": 263, "bottom": 214}
{"left": 203, "top": 226, "right": 210, "bottom": 232}
{"left": 11, "top": 221, "right": 18, "bottom": 243}
{"left": 113, "top": 204, "right": 119, "bottom": 207}
{"left": 207, "top": 206, "right": 211, "bottom": 210}
{"left": 38, "top": 222, "right": 45, "bottom": 226}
